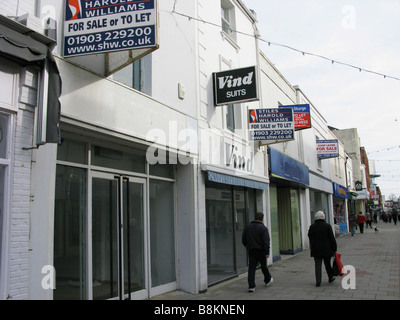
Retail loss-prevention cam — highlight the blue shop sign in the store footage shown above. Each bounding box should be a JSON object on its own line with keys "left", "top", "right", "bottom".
{"left": 333, "top": 182, "right": 348, "bottom": 199}
{"left": 269, "top": 148, "right": 309, "bottom": 186}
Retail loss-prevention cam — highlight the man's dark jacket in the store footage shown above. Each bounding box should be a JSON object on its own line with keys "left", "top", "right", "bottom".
{"left": 308, "top": 219, "right": 337, "bottom": 257}
{"left": 242, "top": 221, "right": 270, "bottom": 255}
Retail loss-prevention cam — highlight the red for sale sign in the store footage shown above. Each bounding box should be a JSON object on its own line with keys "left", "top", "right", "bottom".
{"left": 280, "top": 104, "right": 311, "bottom": 130}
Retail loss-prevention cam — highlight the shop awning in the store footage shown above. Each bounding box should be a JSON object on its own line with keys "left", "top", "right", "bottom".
{"left": 207, "top": 171, "right": 268, "bottom": 190}
{"left": 0, "top": 15, "right": 61, "bottom": 145}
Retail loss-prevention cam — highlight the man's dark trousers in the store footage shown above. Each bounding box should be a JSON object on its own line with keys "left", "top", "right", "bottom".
{"left": 248, "top": 249, "right": 272, "bottom": 288}
{"left": 313, "top": 257, "right": 334, "bottom": 285}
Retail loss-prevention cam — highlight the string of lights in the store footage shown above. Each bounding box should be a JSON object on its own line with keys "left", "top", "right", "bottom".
{"left": 376, "top": 169, "right": 400, "bottom": 173}
{"left": 171, "top": 8, "right": 400, "bottom": 196}
{"left": 171, "top": 10, "right": 400, "bottom": 82}
{"left": 260, "top": 40, "right": 400, "bottom": 81}
{"left": 367, "top": 145, "right": 400, "bottom": 154}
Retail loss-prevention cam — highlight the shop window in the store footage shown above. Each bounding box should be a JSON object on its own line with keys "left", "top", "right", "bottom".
{"left": 55, "top": 134, "right": 177, "bottom": 299}
{"left": 54, "top": 165, "right": 87, "bottom": 300}
{"left": 205, "top": 181, "right": 257, "bottom": 284}
{"left": 91, "top": 144, "right": 145, "bottom": 174}
{"left": 57, "top": 139, "right": 88, "bottom": 165}
{"left": 0, "top": 166, "right": 5, "bottom": 281}
{"left": 149, "top": 162, "right": 174, "bottom": 179}
{"left": 149, "top": 179, "right": 176, "bottom": 287}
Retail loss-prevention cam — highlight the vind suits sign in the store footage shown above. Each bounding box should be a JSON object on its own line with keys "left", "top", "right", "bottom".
{"left": 213, "top": 66, "right": 259, "bottom": 106}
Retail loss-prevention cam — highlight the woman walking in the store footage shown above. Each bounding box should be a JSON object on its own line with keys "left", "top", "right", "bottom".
{"left": 357, "top": 211, "right": 367, "bottom": 233}
{"left": 308, "top": 211, "right": 337, "bottom": 287}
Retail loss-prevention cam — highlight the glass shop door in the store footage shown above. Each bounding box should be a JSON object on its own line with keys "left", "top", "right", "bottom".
{"left": 91, "top": 172, "right": 147, "bottom": 300}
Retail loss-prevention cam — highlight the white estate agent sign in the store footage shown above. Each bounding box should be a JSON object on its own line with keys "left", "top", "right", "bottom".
{"left": 249, "top": 108, "right": 295, "bottom": 144}
{"left": 64, "top": 0, "right": 158, "bottom": 57}
{"left": 316, "top": 139, "right": 339, "bottom": 159}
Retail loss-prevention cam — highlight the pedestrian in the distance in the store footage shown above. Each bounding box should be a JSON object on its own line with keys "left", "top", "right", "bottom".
{"left": 308, "top": 211, "right": 337, "bottom": 287}
{"left": 365, "top": 210, "right": 372, "bottom": 229}
{"left": 242, "top": 212, "right": 273, "bottom": 292}
{"left": 357, "top": 211, "right": 367, "bottom": 233}
{"left": 348, "top": 211, "right": 357, "bottom": 236}
{"left": 393, "top": 210, "right": 398, "bottom": 226}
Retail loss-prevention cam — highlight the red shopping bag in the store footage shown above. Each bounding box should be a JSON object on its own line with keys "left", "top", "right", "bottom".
{"left": 333, "top": 252, "right": 344, "bottom": 276}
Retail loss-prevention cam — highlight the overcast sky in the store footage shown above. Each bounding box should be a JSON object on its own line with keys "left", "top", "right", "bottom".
{"left": 243, "top": 0, "right": 400, "bottom": 199}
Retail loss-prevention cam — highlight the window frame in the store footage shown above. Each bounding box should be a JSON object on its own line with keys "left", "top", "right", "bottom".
{"left": 221, "top": 0, "right": 237, "bottom": 42}
{"left": 0, "top": 112, "right": 14, "bottom": 300}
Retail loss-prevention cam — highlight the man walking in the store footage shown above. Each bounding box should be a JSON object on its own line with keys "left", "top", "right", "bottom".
{"left": 308, "top": 211, "right": 337, "bottom": 287}
{"left": 242, "top": 212, "right": 273, "bottom": 292}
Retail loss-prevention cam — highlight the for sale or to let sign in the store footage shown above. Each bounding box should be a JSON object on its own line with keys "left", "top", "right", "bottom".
{"left": 64, "top": 0, "right": 158, "bottom": 57}
{"left": 316, "top": 140, "right": 339, "bottom": 158}
{"left": 280, "top": 104, "right": 311, "bottom": 130}
{"left": 249, "top": 108, "right": 295, "bottom": 144}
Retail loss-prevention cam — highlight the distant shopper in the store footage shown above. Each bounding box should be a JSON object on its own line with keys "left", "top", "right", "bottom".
{"left": 357, "top": 211, "right": 367, "bottom": 233}
{"left": 308, "top": 211, "right": 337, "bottom": 287}
{"left": 393, "top": 210, "right": 398, "bottom": 226}
{"left": 365, "top": 210, "right": 372, "bottom": 229}
{"left": 348, "top": 211, "right": 357, "bottom": 236}
{"left": 242, "top": 212, "right": 273, "bottom": 292}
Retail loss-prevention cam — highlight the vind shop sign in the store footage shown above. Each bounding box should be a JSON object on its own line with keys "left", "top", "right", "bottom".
{"left": 64, "top": 0, "right": 157, "bottom": 57}
{"left": 213, "top": 66, "right": 259, "bottom": 106}
{"left": 317, "top": 140, "right": 339, "bottom": 159}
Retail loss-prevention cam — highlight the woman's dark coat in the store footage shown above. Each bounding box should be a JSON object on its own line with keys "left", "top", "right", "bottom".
{"left": 308, "top": 219, "right": 337, "bottom": 257}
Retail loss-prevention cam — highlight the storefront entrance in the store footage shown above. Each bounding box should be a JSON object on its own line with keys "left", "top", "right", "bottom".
{"left": 205, "top": 181, "right": 257, "bottom": 285}
{"left": 277, "top": 188, "right": 302, "bottom": 255}
{"left": 91, "top": 173, "right": 147, "bottom": 300}
{"left": 54, "top": 136, "right": 176, "bottom": 300}
{"left": 270, "top": 185, "right": 303, "bottom": 260}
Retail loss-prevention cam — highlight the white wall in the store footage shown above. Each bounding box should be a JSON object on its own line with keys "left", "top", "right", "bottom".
{"left": 29, "top": 144, "right": 57, "bottom": 300}
{"left": 260, "top": 53, "right": 298, "bottom": 159}
{"left": 175, "top": 163, "right": 198, "bottom": 293}
{"left": 0, "top": 60, "right": 38, "bottom": 300}
{"left": 296, "top": 87, "right": 332, "bottom": 180}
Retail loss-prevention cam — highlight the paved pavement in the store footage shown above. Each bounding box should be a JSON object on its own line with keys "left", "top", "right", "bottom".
{"left": 153, "top": 222, "right": 400, "bottom": 300}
